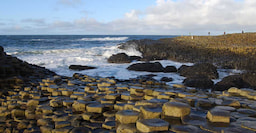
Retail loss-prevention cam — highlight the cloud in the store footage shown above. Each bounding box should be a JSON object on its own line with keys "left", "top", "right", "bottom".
{"left": 1, "top": 0, "right": 256, "bottom": 35}
{"left": 51, "top": 0, "right": 256, "bottom": 34}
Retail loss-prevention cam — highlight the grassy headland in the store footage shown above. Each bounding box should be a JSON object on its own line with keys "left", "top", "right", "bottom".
{"left": 139, "top": 33, "right": 256, "bottom": 71}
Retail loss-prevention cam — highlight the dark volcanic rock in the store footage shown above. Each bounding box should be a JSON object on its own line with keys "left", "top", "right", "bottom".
{"left": 69, "top": 65, "right": 96, "bottom": 71}
{"left": 242, "top": 73, "right": 256, "bottom": 88}
{"left": 129, "top": 56, "right": 142, "bottom": 61}
{"left": 0, "top": 46, "right": 56, "bottom": 90}
{"left": 164, "top": 66, "right": 177, "bottom": 73}
{"left": 108, "top": 53, "right": 131, "bottom": 63}
{"left": 118, "top": 39, "right": 167, "bottom": 61}
{"left": 0, "top": 46, "right": 5, "bottom": 56}
{"left": 161, "top": 77, "right": 173, "bottom": 82}
{"left": 127, "top": 62, "right": 164, "bottom": 72}
{"left": 178, "top": 63, "right": 218, "bottom": 79}
{"left": 183, "top": 75, "right": 214, "bottom": 89}
{"left": 213, "top": 75, "right": 250, "bottom": 91}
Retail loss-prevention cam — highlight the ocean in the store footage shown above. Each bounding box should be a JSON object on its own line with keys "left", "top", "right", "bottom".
{"left": 0, "top": 35, "right": 241, "bottom": 85}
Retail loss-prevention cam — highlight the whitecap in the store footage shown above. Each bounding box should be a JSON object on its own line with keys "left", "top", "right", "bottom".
{"left": 79, "top": 37, "right": 129, "bottom": 41}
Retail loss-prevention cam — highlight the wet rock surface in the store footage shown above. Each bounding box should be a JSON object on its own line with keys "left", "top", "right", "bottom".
{"left": 0, "top": 46, "right": 56, "bottom": 91}
{"left": 183, "top": 75, "right": 214, "bottom": 89}
{"left": 127, "top": 62, "right": 164, "bottom": 72}
{"left": 69, "top": 65, "right": 96, "bottom": 71}
{"left": 178, "top": 63, "right": 219, "bottom": 79}
{"left": 108, "top": 53, "right": 141, "bottom": 63}
{"left": 0, "top": 73, "right": 256, "bottom": 132}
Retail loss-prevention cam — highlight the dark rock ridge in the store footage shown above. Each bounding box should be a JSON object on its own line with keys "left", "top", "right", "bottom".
{"left": 118, "top": 39, "right": 166, "bottom": 61}
{"left": 0, "top": 46, "right": 56, "bottom": 90}
{"left": 178, "top": 63, "right": 219, "bottom": 79}
{"left": 127, "top": 62, "right": 178, "bottom": 73}
{"left": 127, "top": 62, "right": 164, "bottom": 72}
{"left": 127, "top": 62, "right": 177, "bottom": 73}
{"left": 69, "top": 65, "right": 96, "bottom": 71}
{"left": 108, "top": 53, "right": 141, "bottom": 63}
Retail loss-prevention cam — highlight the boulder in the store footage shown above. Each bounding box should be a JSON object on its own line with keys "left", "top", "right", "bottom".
{"left": 183, "top": 75, "right": 214, "bottom": 89}
{"left": 69, "top": 65, "right": 96, "bottom": 71}
{"left": 164, "top": 66, "right": 177, "bottom": 73}
{"left": 108, "top": 53, "right": 131, "bottom": 63}
{"left": 127, "top": 62, "right": 164, "bottom": 72}
{"left": 213, "top": 75, "right": 250, "bottom": 91}
{"left": 178, "top": 63, "right": 219, "bottom": 79}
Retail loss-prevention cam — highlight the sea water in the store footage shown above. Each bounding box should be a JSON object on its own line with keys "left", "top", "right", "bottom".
{"left": 0, "top": 35, "right": 242, "bottom": 85}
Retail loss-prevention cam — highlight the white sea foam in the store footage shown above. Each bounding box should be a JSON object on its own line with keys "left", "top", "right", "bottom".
{"left": 79, "top": 37, "right": 129, "bottom": 41}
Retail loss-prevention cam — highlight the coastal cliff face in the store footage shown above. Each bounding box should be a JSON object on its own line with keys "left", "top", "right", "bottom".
{"left": 118, "top": 33, "right": 256, "bottom": 72}
{"left": 0, "top": 46, "right": 56, "bottom": 90}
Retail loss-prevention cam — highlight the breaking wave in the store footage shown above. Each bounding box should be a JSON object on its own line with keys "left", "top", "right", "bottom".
{"left": 79, "top": 37, "right": 129, "bottom": 41}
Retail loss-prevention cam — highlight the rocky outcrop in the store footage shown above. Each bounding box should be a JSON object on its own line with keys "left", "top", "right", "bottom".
{"left": 118, "top": 39, "right": 167, "bottom": 61}
{"left": 108, "top": 53, "right": 131, "bottom": 63}
{"left": 108, "top": 53, "right": 141, "bottom": 63}
{"left": 0, "top": 46, "right": 6, "bottom": 56}
{"left": 0, "top": 46, "right": 56, "bottom": 90}
{"left": 164, "top": 66, "right": 177, "bottom": 73}
{"left": 183, "top": 75, "right": 214, "bottom": 89}
{"left": 161, "top": 77, "right": 173, "bottom": 82}
{"left": 214, "top": 73, "right": 256, "bottom": 91}
{"left": 127, "top": 62, "right": 164, "bottom": 72}
{"left": 213, "top": 75, "right": 250, "bottom": 91}
{"left": 69, "top": 65, "right": 96, "bottom": 71}
{"left": 242, "top": 73, "right": 256, "bottom": 88}
{"left": 178, "top": 63, "right": 218, "bottom": 79}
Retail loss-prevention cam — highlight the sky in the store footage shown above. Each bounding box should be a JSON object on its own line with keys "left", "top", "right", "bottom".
{"left": 0, "top": 0, "right": 254, "bottom": 35}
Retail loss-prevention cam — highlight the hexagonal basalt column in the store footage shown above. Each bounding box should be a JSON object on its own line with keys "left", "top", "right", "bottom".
{"left": 116, "top": 110, "right": 139, "bottom": 124}
{"left": 162, "top": 102, "right": 191, "bottom": 118}
{"left": 206, "top": 109, "right": 230, "bottom": 123}
{"left": 136, "top": 118, "right": 169, "bottom": 132}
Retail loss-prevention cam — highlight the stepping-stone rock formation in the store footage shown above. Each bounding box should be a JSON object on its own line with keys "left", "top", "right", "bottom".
{"left": 0, "top": 70, "right": 256, "bottom": 132}
{"left": 136, "top": 118, "right": 169, "bottom": 132}
{"left": 162, "top": 102, "right": 191, "bottom": 118}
